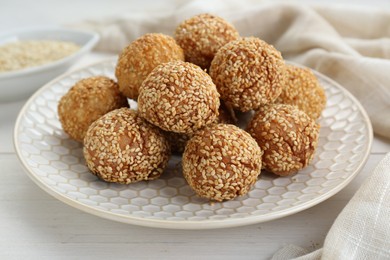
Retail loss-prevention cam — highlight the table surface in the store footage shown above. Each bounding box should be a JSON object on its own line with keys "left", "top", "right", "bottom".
{"left": 1, "top": 1, "right": 390, "bottom": 259}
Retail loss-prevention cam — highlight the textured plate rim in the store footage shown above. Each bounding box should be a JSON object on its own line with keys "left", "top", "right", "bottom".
{"left": 13, "top": 58, "right": 373, "bottom": 230}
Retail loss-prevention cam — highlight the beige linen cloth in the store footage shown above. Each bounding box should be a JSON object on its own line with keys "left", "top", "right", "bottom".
{"left": 74, "top": 1, "right": 390, "bottom": 259}
{"left": 75, "top": 0, "right": 390, "bottom": 139}
{"left": 273, "top": 152, "right": 390, "bottom": 260}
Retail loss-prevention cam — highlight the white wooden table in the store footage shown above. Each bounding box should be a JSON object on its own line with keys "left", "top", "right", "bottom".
{"left": 1, "top": 1, "right": 390, "bottom": 259}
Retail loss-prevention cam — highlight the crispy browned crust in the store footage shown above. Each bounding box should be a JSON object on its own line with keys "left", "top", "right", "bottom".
{"left": 83, "top": 108, "right": 171, "bottom": 184}
{"left": 209, "top": 37, "right": 286, "bottom": 112}
{"left": 183, "top": 124, "right": 263, "bottom": 202}
{"left": 276, "top": 64, "right": 326, "bottom": 120}
{"left": 115, "top": 33, "right": 184, "bottom": 100}
{"left": 246, "top": 104, "right": 319, "bottom": 176}
{"left": 175, "top": 13, "right": 239, "bottom": 70}
{"left": 138, "top": 60, "right": 220, "bottom": 134}
{"left": 58, "top": 76, "right": 128, "bottom": 142}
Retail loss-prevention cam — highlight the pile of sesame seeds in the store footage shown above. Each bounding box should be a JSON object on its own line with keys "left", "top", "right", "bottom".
{"left": 57, "top": 12, "right": 325, "bottom": 202}
{"left": 0, "top": 40, "right": 80, "bottom": 72}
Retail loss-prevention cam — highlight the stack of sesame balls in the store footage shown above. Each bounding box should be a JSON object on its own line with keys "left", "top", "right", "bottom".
{"left": 58, "top": 13, "right": 326, "bottom": 202}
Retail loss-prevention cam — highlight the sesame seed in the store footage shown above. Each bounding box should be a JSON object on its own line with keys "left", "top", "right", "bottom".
{"left": 83, "top": 108, "right": 171, "bottom": 184}
{"left": 0, "top": 40, "right": 79, "bottom": 72}
{"left": 246, "top": 104, "right": 319, "bottom": 176}
{"left": 275, "top": 64, "right": 326, "bottom": 120}
{"left": 182, "top": 124, "right": 263, "bottom": 202}
{"left": 58, "top": 76, "right": 129, "bottom": 142}
{"left": 138, "top": 61, "right": 220, "bottom": 134}
{"left": 209, "top": 37, "right": 286, "bottom": 112}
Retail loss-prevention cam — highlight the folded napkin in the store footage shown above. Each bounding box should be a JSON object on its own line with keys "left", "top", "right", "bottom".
{"left": 272, "top": 153, "right": 390, "bottom": 259}
{"left": 74, "top": 0, "right": 390, "bottom": 139}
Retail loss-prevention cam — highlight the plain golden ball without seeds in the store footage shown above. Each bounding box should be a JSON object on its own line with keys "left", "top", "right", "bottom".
{"left": 246, "top": 104, "right": 319, "bottom": 176}
{"left": 115, "top": 33, "right": 184, "bottom": 100}
{"left": 58, "top": 76, "right": 128, "bottom": 142}
{"left": 209, "top": 37, "right": 286, "bottom": 112}
{"left": 83, "top": 108, "right": 171, "bottom": 184}
{"left": 183, "top": 124, "right": 263, "bottom": 202}
{"left": 138, "top": 60, "right": 220, "bottom": 134}
{"left": 175, "top": 13, "right": 239, "bottom": 70}
{"left": 276, "top": 64, "right": 326, "bottom": 120}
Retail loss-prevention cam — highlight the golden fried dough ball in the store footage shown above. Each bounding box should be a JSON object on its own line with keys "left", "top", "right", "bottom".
{"left": 209, "top": 37, "right": 286, "bottom": 112}
{"left": 276, "top": 64, "right": 326, "bottom": 120}
{"left": 164, "top": 131, "right": 192, "bottom": 155}
{"left": 115, "top": 33, "right": 184, "bottom": 100}
{"left": 164, "top": 100, "right": 236, "bottom": 154}
{"left": 138, "top": 60, "right": 220, "bottom": 134}
{"left": 246, "top": 104, "right": 319, "bottom": 176}
{"left": 183, "top": 124, "right": 263, "bottom": 201}
{"left": 175, "top": 13, "right": 239, "bottom": 70}
{"left": 217, "top": 100, "right": 237, "bottom": 125}
{"left": 83, "top": 108, "right": 170, "bottom": 184}
{"left": 58, "top": 76, "right": 128, "bottom": 142}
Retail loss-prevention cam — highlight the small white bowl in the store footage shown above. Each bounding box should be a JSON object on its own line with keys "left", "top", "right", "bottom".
{"left": 0, "top": 27, "right": 99, "bottom": 102}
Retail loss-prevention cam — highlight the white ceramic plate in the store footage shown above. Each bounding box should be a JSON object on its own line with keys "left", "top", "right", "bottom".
{"left": 0, "top": 27, "right": 99, "bottom": 102}
{"left": 14, "top": 59, "right": 373, "bottom": 229}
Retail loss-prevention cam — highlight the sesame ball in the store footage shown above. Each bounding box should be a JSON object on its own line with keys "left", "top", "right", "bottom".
{"left": 115, "top": 33, "right": 184, "bottom": 100}
{"left": 275, "top": 64, "right": 326, "bottom": 120}
{"left": 83, "top": 108, "right": 170, "bottom": 184}
{"left": 246, "top": 104, "right": 319, "bottom": 176}
{"left": 58, "top": 76, "right": 128, "bottom": 142}
{"left": 138, "top": 60, "right": 220, "bottom": 134}
{"left": 183, "top": 124, "right": 263, "bottom": 202}
{"left": 175, "top": 13, "right": 239, "bottom": 70}
{"left": 209, "top": 37, "right": 286, "bottom": 112}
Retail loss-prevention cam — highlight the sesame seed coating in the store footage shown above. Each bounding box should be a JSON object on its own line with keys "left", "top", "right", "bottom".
{"left": 275, "top": 64, "right": 326, "bottom": 120}
{"left": 83, "top": 108, "right": 171, "bottom": 184}
{"left": 209, "top": 37, "right": 286, "bottom": 112}
{"left": 164, "top": 100, "right": 235, "bottom": 154}
{"left": 246, "top": 104, "right": 319, "bottom": 176}
{"left": 138, "top": 60, "right": 220, "bottom": 134}
{"left": 175, "top": 13, "right": 239, "bottom": 70}
{"left": 183, "top": 124, "right": 263, "bottom": 202}
{"left": 115, "top": 33, "right": 184, "bottom": 100}
{"left": 0, "top": 40, "right": 80, "bottom": 72}
{"left": 58, "top": 76, "right": 128, "bottom": 142}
